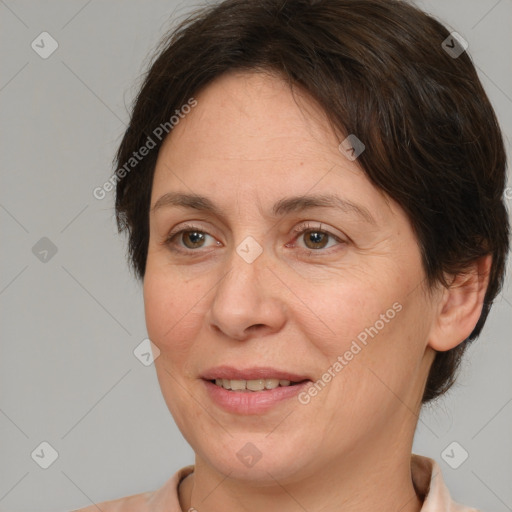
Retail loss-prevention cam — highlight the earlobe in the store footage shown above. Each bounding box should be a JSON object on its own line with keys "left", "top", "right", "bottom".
{"left": 428, "top": 254, "right": 492, "bottom": 352}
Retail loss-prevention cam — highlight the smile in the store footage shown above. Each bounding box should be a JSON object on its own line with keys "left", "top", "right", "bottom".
{"left": 211, "top": 378, "right": 302, "bottom": 391}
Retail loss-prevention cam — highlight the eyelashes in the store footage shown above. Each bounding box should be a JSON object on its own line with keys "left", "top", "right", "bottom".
{"left": 288, "top": 222, "right": 347, "bottom": 253}
{"left": 164, "top": 223, "right": 222, "bottom": 254}
{"left": 163, "top": 221, "right": 347, "bottom": 256}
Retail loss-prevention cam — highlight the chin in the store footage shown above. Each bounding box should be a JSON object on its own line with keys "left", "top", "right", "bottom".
{"left": 194, "top": 431, "right": 318, "bottom": 484}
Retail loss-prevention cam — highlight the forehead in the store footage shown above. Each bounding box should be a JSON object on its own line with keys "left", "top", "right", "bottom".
{"left": 165, "top": 70, "right": 336, "bottom": 159}
{"left": 151, "top": 70, "right": 395, "bottom": 224}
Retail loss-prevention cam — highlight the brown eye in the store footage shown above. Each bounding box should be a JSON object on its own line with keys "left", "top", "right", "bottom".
{"left": 302, "top": 230, "right": 330, "bottom": 249}
{"left": 288, "top": 222, "right": 347, "bottom": 255}
{"left": 181, "top": 230, "right": 207, "bottom": 249}
{"left": 164, "top": 224, "right": 220, "bottom": 253}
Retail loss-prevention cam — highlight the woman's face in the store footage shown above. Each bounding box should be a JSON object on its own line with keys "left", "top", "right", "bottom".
{"left": 144, "top": 71, "right": 439, "bottom": 482}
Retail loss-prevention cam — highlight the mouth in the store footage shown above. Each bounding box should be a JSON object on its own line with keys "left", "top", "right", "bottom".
{"left": 201, "top": 368, "right": 312, "bottom": 414}
{"left": 207, "top": 377, "right": 308, "bottom": 392}
{"left": 200, "top": 366, "right": 311, "bottom": 397}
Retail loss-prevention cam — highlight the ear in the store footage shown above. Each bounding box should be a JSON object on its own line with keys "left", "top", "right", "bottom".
{"left": 428, "top": 254, "right": 492, "bottom": 352}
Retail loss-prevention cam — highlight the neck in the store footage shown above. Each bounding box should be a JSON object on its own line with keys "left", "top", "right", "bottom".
{"left": 178, "top": 440, "right": 423, "bottom": 512}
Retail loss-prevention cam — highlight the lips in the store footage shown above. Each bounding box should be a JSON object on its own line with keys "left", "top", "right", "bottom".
{"left": 202, "top": 378, "right": 310, "bottom": 415}
{"left": 200, "top": 365, "right": 310, "bottom": 383}
{"left": 200, "top": 365, "right": 312, "bottom": 414}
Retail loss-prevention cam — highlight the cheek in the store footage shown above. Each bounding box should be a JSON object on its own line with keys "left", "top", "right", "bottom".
{"left": 143, "top": 268, "right": 205, "bottom": 359}
{"left": 299, "top": 271, "right": 430, "bottom": 400}
{"left": 295, "top": 272, "right": 405, "bottom": 360}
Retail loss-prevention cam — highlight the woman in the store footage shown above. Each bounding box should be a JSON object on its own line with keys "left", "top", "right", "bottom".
{"left": 75, "top": 0, "right": 509, "bottom": 510}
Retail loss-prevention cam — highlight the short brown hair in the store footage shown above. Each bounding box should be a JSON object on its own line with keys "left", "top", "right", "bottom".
{"left": 114, "top": 0, "right": 510, "bottom": 402}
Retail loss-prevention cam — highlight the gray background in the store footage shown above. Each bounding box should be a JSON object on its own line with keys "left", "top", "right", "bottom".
{"left": 0, "top": 0, "right": 510, "bottom": 511}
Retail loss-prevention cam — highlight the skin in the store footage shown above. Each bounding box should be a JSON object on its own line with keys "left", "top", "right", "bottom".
{"left": 144, "top": 70, "right": 490, "bottom": 512}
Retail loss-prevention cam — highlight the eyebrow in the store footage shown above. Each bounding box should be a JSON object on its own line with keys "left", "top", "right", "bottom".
{"left": 151, "top": 192, "right": 376, "bottom": 225}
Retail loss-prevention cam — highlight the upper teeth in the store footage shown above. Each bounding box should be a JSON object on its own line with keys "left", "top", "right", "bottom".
{"left": 214, "top": 378, "right": 292, "bottom": 391}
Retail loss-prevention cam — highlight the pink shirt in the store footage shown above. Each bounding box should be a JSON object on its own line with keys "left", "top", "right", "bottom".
{"left": 71, "top": 454, "right": 479, "bottom": 511}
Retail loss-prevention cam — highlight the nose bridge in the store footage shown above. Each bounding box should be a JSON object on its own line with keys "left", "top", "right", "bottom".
{"left": 217, "top": 234, "right": 267, "bottom": 308}
{"left": 208, "top": 233, "right": 284, "bottom": 339}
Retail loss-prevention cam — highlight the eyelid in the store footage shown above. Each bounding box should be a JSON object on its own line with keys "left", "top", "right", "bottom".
{"left": 165, "top": 222, "right": 214, "bottom": 241}
{"left": 287, "top": 221, "right": 348, "bottom": 253}
{"left": 164, "top": 222, "right": 220, "bottom": 250}
{"left": 290, "top": 221, "right": 346, "bottom": 241}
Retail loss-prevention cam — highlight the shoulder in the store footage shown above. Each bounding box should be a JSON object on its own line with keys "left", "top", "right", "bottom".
{"left": 70, "top": 465, "right": 195, "bottom": 512}
{"left": 70, "top": 490, "right": 154, "bottom": 512}
{"left": 412, "top": 454, "right": 481, "bottom": 512}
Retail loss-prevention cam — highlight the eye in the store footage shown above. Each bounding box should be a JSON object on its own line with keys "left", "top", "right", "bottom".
{"left": 287, "top": 222, "right": 346, "bottom": 254}
{"left": 164, "top": 224, "right": 221, "bottom": 253}
{"left": 163, "top": 221, "right": 346, "bottom": 256}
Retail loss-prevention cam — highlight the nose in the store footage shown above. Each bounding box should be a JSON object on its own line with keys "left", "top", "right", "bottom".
{"left": 207, "top": 244, "right": 287, "bottom": 341}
